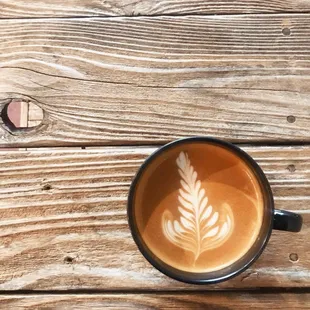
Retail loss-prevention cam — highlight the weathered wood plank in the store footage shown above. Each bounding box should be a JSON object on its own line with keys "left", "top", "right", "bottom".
{"left": 1, "top": 293, "right": 310, "bottom": 309}
{"left": 1, "top": 0, "right": 310, "bottom": 18}
{"left": 0, "top": 15, "right": 309, "bottom": 147}
{"left": 0, "top": 146, "right": 309, "bottom": 290}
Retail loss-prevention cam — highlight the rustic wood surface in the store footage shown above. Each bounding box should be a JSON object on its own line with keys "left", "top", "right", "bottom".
{"left": 0, "top": 0, "right": 309, "bottom": 307}
{"left": 0, "top": 146, "right": 309, "bottom": 290}
{"left": 1, "top": 293, "right": 310, "bottom": 309}
{"left": 1, "top": 0, "right": 310, "bottom": 18}
{"left": 0, "top": 14, "right": 310, "bottom": 147}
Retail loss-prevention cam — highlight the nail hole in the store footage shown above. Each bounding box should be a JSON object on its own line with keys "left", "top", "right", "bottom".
{"left": 287, "top": 164, "right": 296, "bottom": 173}
{"left": 42, "top": 184, "right": 52, "bottom": 191}
{"left": 289, "top": 253, "right": 299, "bottom": 262}
{"left": 1, "top": 99, "right": 44, "bottom": 131}
{"left": 282, "top": 28, "right": 291, "bottom": 36}
{"left": 287, "top": 115, "right": 296, "bottom": 123}
{"left": 64, "top": 256, "right": 74, "bottom": 264}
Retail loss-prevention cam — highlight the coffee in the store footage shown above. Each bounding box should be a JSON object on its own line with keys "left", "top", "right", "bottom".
{"left": 133, "top": 142, "right": 264, "bottom": 273}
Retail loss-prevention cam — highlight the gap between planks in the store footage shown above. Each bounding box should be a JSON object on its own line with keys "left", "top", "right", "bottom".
{"left": 1, "top": 0, "right": 310, "bottom": 18}
{"left": 1, "top": 11, "right": 310, "bottom": 21}
{"left": 0, "top": 287, "right": 310, "bottom": 295}
{"left": 1, "top": 140, "right": 310, "bottom": 152}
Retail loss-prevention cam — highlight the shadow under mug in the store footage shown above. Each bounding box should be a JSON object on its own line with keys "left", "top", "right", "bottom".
{"left": 127, "top": 137, "right": 303, "bottom": 284}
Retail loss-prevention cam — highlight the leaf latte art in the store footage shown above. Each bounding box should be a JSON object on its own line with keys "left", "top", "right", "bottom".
{"left": 162, "top": 152, "right": 234, "bottom": 262}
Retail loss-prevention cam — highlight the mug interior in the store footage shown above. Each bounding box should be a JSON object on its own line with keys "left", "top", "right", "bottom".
{"left": 128, "top": 137, "right": 273, "bottom": 284}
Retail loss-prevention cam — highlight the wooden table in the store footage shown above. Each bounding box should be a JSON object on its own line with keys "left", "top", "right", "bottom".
{"left": 0, "top": 1, "right": 309, "bottom": 308}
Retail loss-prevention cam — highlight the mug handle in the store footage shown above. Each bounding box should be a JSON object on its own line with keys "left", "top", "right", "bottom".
{"left": 273, "top": 209, "right": 303, "bottom": 232}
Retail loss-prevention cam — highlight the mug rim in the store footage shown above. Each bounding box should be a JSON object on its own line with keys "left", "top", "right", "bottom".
{"left": 127, "top": 136, "right": 274, "bottom": 284}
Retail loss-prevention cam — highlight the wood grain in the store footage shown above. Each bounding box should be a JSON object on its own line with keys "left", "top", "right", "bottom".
{"left": 0, "top": 15, "right": 310, "bottom": 147}
{"left": 1, "top": 0, "right": 310, "bottom": 18}
{"left": 28, "top": 102, "right": 44, "bottom": 128}
{"left": 0, "top": 146, "right": 309, "bottom": 290}
{"left": 1, "top": 293, "right": 310, "bottom": 309}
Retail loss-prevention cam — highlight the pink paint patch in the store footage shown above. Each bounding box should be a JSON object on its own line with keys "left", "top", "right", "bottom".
{"left": 7, "top": 100, "right": 21, "bottom": 127}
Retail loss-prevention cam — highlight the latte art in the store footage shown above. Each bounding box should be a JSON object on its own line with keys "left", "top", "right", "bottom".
{"left": 133, "top": 142, "right": 264, "bottom": 273}
{"left": 162, "top": 152, "right": 234, "bottom": 262}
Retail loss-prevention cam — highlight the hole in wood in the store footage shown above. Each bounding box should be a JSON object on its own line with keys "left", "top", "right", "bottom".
{"left": 42, "top": 184, "right": 52, "bottom": 191}
{"left": 287, "top": 115, "right": 296, "bottom": 123}
{"left": 64, "top": 256, "right": 74, "bottom": 264}
{"left": 287, "top": 164, "right": 296, "bottom": 173}
{"left": 1, "top": 99, "right": 44, "bottom": 131}
{"left": 282, "top": 28, "right": 291, "bottom": 36}
{"left": 289, "top": 253, "right": 299, "bottom": 262}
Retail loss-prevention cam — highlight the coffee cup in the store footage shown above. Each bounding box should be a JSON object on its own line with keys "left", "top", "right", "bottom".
{"left": 127, "top": 137, "right": 302, "bottom": 284}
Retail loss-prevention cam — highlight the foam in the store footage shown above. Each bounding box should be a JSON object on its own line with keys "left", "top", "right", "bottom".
{"left": 134, "top": 143, "right": 264, "bottom": 273}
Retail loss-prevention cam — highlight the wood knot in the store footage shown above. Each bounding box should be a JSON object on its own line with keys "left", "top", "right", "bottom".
{"left": 1, "top": 99, "right": 44, "bottom": 132}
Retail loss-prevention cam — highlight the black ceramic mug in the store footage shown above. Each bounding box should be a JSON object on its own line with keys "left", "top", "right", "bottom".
{"left": 128, "top": 137, "right": 302, "bottom": 284}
